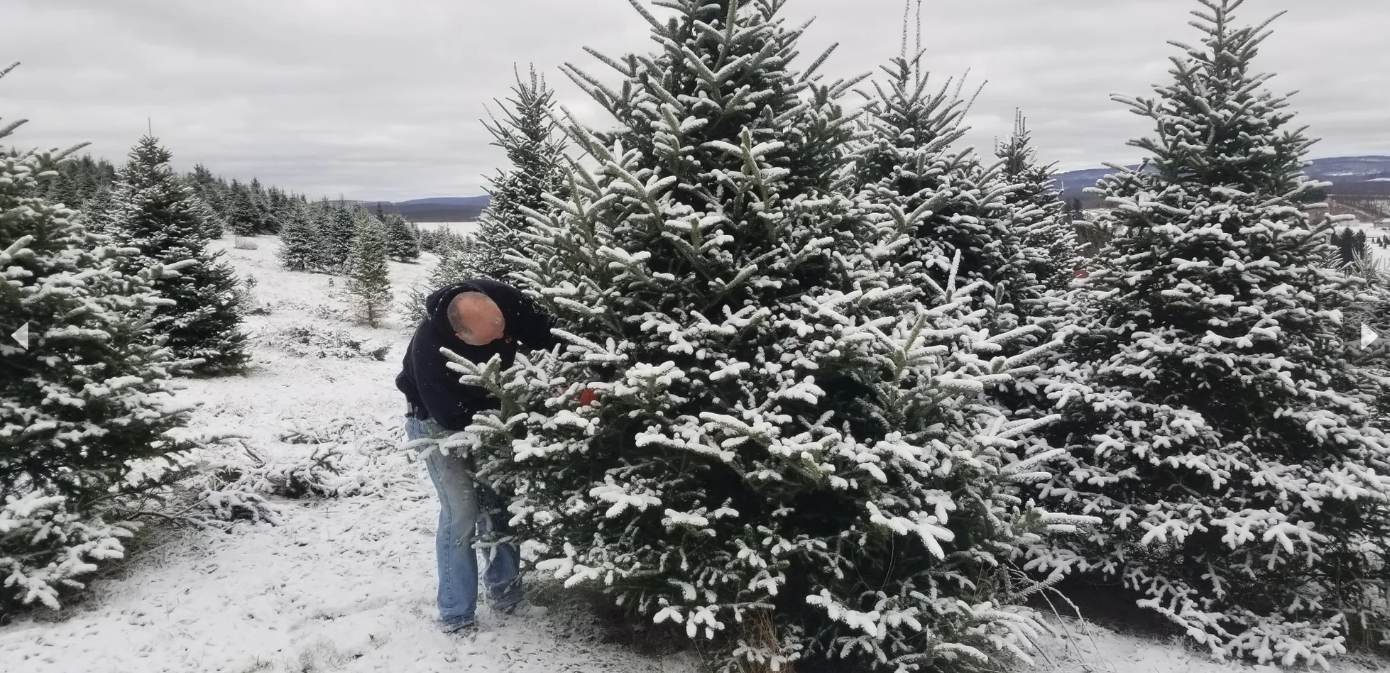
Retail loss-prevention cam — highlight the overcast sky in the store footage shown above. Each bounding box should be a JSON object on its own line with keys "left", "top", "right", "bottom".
{"left": 5, "top": 0, "right": 1387, "bottom": 202}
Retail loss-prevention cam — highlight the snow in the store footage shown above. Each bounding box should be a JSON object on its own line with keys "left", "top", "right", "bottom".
{"left": 414, "top": 221, "right": 480, "bottom": 234}
{"left": 1032, "top": 617, "right": 1389, "bottom": 673}
{"left": 0, "top": 233, "right": 1385, "bottom": 673}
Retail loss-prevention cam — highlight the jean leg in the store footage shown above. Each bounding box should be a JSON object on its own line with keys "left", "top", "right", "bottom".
{"left": 410, "top": 417, "right": 482, "bottom": 625}
{"left": 476, "top": 486, "right": 523, "bottom": 605}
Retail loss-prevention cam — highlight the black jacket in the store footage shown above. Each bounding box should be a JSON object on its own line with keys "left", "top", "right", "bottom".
{"left": 396, "top": 279, "right": 554, "bottom": 431}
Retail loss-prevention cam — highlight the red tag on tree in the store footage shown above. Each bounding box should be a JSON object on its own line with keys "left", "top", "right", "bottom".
{"left": 580, "top": 389, "right": 599, "bottom": 407}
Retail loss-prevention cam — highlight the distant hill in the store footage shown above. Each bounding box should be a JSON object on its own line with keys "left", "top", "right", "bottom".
{"left": 360, "top": 156, "right": 1389, "bottom": 220}
{"left": 356, "top": 196, "right": 491, "bottom": 222}
{"left": 1056, "top": 156, "right": 1390, "bottom": 208}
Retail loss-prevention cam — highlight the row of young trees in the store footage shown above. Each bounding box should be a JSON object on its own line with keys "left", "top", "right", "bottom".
{"left": 276, "top": 200, "right": 421, "bottom": 326}
{"left": 176, "top": 167, "right": 423, "bottom": 327}
{"left": 278, "top": 200, "right": 421, "bottom": 271}
{"left": 443, "top": 0, "right": 1390, "bottom": 671}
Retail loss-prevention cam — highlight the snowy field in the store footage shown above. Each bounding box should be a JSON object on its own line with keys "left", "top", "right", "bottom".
{"left": 1, "top": 234, "right": 1387, "bottom": 673}
{"left": 415, "top": 221, "right": 480, "bottom": 234}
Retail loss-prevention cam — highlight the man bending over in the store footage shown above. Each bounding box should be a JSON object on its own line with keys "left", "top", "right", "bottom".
{"left": 396, "top": 278, "right": 553, "bottom": 633}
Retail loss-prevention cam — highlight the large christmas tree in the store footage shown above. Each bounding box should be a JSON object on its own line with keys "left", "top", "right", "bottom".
{"left": 455, "top": 3, "right": 1073, "bottom": 670}
{"left": 0, "top": 67, "right": 198, "bottom": 609}
{"left": 467, "top": 65, "right": 567, "bottom": 281}
{"left": 107, "top": 136, "right": 250, "bottom": 374}
{"left": 1032, "top": 1, "right": 1390, "bottom": 665}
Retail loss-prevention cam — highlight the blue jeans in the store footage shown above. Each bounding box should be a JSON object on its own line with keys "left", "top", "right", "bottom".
{"left": 406, "top": 416, "right": 522, "bottom": 627}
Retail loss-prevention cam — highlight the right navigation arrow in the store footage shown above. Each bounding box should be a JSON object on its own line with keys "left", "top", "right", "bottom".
{"left": 1363, "top": 323, "right": 1380, "bottom": 349}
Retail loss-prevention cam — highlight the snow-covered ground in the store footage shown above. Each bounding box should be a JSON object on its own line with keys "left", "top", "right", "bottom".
{"left": 415, "top": 221, "right": 480, "bottom": 234}
{"left": 1, "top": 234, "right": 1387, "bottom": 673}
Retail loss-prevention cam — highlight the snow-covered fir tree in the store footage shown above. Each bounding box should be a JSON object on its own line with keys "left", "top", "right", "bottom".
{"left": 851, "top": 20, "right": 1072, "bottom": 436}
{"left": 467, "top": 65, "right": 567, "bottom": 281}
{"left": 248, "top": 178, "right": 275, "bottom": 234}
{"left": 1032, "top": 1, "right": 1390, "bottom": 665}
{"left": 382, "top": 211, "right": 421, "bottom": 262}
{"left": 107, "top": 136, "right": 250, "bottom": 374}
{"left": 45, "top": 170, "right": 80, "bottom": 210}
{"left": 78, "top": 184, "right": 120, "bottom": 234}
{"left": 345, "top": 214, "right": 392, "bottom": 326}
{"left": 317, "top": 200, "right": 357, "bottom": 271}
{"left": 853, "top": 39, "right": 1039, "bottom": 335}
{"left": 187, "top": 190, "right": 226, "bottom": 242}
{"left": 187, "top": 164, "right": 222, "bottom": 206}
{"left": 226, "top": 180, "right": 259, "bottom": 236}
{"left": 404, "top": 239, "right": 473, "bottom": 319}
{"left": 278, "top": 199, "right": 320, "bottom": 272}
{"left": 185, "top": 164, "right": 226, "bottom": 238}
{"left": 0, "top": 70, "right": 198, "bottom": 610}
{"left": 452, "top": 3, "right": 1076, "bottom": 670}
{"left": 51, "top": 154, "right": 117, "bottom": 206}
{"left": 995, "top": 111, "right": 1077, "bottom": 295}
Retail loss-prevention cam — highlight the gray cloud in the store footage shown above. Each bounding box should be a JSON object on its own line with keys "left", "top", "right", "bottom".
{"left": 4, "top": 0, "right": 1386, "bottom": 201}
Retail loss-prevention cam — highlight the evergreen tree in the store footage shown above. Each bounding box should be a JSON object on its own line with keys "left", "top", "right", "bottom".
{"left": 318, "top": 201, "right": 357, "bottom": 270}
{"left": 467, "top": 65, "right": 567, "bottom": 280}
{"left": 345, "top": 214, "right": 392, "bottom": 326}
{"left": 403, "top": 238, "right": 473, "bottom": 319}
{"left": 1332, "top": 227, "right": 1370, "bottom": 266}
{"left": 226, "top": 180, "right": 259, "bottom": 236}
{"left": 852, "top": 24, "right": 1069, "bottom": 432}
{"left": 278, "top": 199, "right": 319, "bottom": 271}
{"left": 854, "top": 43, "right": 1036, "bottom": 335}
{"left": 260, "top": 185, "right": 286, "bottom": 233}
{"left": 188, "top": 190, "right": 226, "bottom": 241}
{"left": 52, "top": 154, "right": 117, "bottom": 205}
{"left": 1033, "top": 1, "right": 1390, "bottom": 664}
{"left": 186, "top": 164, "right": 227, "bottom": 237}
{"left": 45, "top": 171, "right": 80, "bottom": 210}
{"left": 995, "top": 111, "right": 1077, "bottom": 293}
{"left": 382, "top": 212, "right": 421, "bottom": 262}
{"left": 457, "top": 3, "right": 1070, "bottom": 671}
{"left": 0, "top": 66, "right": 198, "bottom": 609}
{"left": 78, "top": 185, "right": 120, "bottom": 234}
{"left": 107, "top": 136, "right": 250, "bottom": 374}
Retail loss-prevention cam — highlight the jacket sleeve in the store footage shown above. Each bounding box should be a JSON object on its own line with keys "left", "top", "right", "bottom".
{"left": 514, "top": 295, "right": 556, "bottom": 352}
{"left": 413, "top": 344, "right": 498, "bottom": 431}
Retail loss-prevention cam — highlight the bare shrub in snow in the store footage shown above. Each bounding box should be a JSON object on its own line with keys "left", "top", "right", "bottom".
{"left": 236, "top": 275, "right": 270, "bottom": 316}
{"left": 193, "top": 416, "right": 413, "bottom": 508}
{"left": 196, "top": 489, "right": 281, "bottom": 526}
{"left": 264, "top": 324, "right": 389, "bottom": 361}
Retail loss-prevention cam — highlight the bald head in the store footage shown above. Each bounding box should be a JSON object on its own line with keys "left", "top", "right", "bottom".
{"left": 447, "top": 291, "right": 506, "bottom": 346}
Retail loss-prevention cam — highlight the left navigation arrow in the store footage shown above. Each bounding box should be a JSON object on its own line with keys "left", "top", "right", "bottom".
{"left": 11, "top": 322, "right": 29, "bottom": 349}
